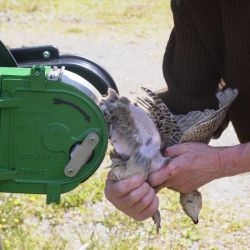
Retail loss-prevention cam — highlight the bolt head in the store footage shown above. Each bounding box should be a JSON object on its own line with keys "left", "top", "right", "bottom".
{"left": 88, "top": 136, "right": 96, "bottom": 143}
{"left": 67, "top": 169, "right": 74, "bottom": 174}
{"left": 34, "top": 71, "right": 40, "bottom": 77}
{"left": 43, "top": 50, "right": 51, "bottom": 59}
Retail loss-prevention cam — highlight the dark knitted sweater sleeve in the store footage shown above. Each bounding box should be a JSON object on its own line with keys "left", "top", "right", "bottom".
{"left": 162, "top": 0, "right": 221, "bottom": 114}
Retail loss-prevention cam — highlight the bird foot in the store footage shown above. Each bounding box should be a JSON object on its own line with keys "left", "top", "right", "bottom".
{"left": 152, "top": 209, "right": 161, "bottom": 234}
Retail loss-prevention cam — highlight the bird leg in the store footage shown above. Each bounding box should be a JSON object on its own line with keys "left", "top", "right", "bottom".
{"left": 152, "top": 209, "right": 161, "bottom": 234}
{"left": 109, "top": 153, "right": 148, "bottom": 181}
{"left": 109, "top": 151, "right": 161, "bottom": 233}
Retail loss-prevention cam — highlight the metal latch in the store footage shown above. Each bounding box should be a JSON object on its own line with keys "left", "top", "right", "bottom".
{"left": 64, "top": 133, "right": 100, "bottom": 177}
{"left": 47, "top": 66, "right": 65, "bottom": 81}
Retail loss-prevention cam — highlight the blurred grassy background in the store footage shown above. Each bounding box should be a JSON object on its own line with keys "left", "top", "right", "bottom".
{"left": 0, "top": 0, "right": 173, "bottom": 38}
{"left": 0, "top": 1, "right": 249, "bottom": 250}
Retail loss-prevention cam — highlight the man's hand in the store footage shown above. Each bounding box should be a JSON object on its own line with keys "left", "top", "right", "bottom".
{"left": 148, "top": 143, "right": 222, "bottom": 193}
{"left": 105, "top": 175, "right": 159, "bottom": 221}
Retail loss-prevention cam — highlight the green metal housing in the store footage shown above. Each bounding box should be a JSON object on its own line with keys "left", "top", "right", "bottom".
{"left": 0, "top": 65, "right": 108, "bottom": 203}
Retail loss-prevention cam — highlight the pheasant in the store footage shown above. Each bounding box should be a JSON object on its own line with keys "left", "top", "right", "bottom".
{"left": 99, "top": 86, "right": 238, "bottom": 232}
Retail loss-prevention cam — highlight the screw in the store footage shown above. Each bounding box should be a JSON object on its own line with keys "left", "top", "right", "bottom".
{"left": 43, "top": 50, "right": 50, "bottom": 59}
{"left": 34, "top": 71, "right": 40, "bottom": 77}
{"left": 67, "top": 169, "right": 74, "bottom": 175}
{"left": 88, "top": 136, "right": 96, "bottom": 144}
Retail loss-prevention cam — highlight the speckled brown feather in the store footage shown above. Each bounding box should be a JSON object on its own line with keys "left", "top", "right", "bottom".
{"left": 100, "top": 86, "right": 238, "bottom": 230}
{"left": 136, "top": 87, "right": 238, "bottom": 224}
{"left": 136, "top": 87, "right": 181, "bottom": 148}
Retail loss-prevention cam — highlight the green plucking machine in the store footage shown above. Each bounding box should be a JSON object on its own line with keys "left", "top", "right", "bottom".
{"left": 0, "top": 41, "right": 117, "bottom": 204}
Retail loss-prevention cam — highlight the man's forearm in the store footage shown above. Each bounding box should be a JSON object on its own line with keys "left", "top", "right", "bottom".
{"left": 219, "top": 143, "right": 250, "bottom": 178}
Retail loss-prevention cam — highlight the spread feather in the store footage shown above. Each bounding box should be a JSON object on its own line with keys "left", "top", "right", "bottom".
{"left": 99, "top": 86, "right": 238, "bottom": 231}
{"left": 136, "top": 87, "right": 238, "bottom": 224}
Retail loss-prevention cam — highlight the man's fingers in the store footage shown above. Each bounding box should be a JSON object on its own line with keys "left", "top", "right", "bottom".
{"left": 148, "top": 164, "right": 176, "bottom": 187}
{"left": 167, "top": 186, "right": 179, "bottom": 192}
{"left": 134, "top": 196, "right": 159, "bottom": 221}
{"left": 165, "top": 143, "right": 190, "bottom": 157}
{"left": 118, "top": 182, "right": 151, "bottom": 208}
{"left": 105, "top": 175, "right": 144, "bottom": 199}
{"left": 154, "top": 180, "right": 174, "bottom": 192}
{"left": 130, "top": 187, "right": 156, "bottom": 213}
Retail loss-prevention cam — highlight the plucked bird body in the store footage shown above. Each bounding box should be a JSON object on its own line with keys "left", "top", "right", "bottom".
{"left": 99, "top": 89, "right": 168, "bottom": 232}
{"left": 99, "top": 86, "right": 238, "bottom": 232}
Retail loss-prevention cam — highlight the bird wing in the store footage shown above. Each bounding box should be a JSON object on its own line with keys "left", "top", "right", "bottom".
{"left": 136, "top": 87, "right": 182, "bottom": 148}
{"left": 180, "top": 88, "right": 238, "bottom": 143}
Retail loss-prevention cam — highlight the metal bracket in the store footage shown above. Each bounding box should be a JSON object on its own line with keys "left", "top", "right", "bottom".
{"left": 64, "top": 133, "right": 99, "bottom": 177}
{"left": 47, "top": 66, "right": 65, "bottom": 81}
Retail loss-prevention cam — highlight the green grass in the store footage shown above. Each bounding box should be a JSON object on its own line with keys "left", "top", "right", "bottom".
{"left": 0, "top": 0, "right": 173, "bottom": 38}
{"left": 0, "top": 161, "right": 249, "bottom": 249}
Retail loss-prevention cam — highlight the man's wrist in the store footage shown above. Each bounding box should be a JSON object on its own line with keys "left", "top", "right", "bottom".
{"left": 216, "top": 144, "right": 250, "bottom": 178}
{"left": 210, "top": 147, "right": 225, "bottom": 180}
{"left": 216, "top": 147, "right": 227, "bottom": 178}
